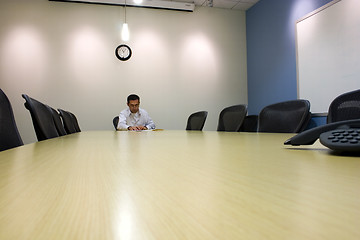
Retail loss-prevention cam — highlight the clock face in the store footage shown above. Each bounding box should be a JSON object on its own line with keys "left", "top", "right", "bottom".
{"left": 115, "top": 44, "right": 132, "bottom": 61}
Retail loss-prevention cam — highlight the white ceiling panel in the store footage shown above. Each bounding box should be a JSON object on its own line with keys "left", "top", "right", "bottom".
{"left": 192, "top": 0, "right": 258, "bottom": 10}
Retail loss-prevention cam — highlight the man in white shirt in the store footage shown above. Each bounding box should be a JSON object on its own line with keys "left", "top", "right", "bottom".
{"left": 117, "top": 94, "right": 156, "bottom": 131}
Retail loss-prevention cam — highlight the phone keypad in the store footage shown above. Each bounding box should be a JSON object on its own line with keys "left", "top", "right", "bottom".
{"left": 320, "top": 129, "right": 360, "bottom": 152}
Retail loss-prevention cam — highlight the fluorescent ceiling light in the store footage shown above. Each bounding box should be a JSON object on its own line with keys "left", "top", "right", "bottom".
{"left": 49, "top": 0, "right": 195, "bottom": 12}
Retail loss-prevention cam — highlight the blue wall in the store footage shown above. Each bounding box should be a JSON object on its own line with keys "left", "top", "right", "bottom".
{"left": 246, "top": 0, "right": 333, "bottom": 116}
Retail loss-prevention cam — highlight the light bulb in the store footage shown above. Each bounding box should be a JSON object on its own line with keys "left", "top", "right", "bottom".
{"left": 133, "top": 0, "right": 143, "bottom": 4}
{"left": 121, "top": 23, "right": 130, "bottom": 41}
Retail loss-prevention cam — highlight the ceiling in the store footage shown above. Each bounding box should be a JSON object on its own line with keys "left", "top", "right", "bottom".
{"left": 177, "top": 0, "right": 259, "bottom": 10}
{"left": 52, "top": 0, "right": 259, "bottom": 11}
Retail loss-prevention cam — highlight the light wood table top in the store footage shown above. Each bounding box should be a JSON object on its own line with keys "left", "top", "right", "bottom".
{"left": 0, "top": 130, "right": 359, "bottom": 239}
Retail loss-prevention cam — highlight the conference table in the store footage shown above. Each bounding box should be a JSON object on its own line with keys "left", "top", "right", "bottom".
{"left": 0, "top": 130, "right": 359, "bottom": 239}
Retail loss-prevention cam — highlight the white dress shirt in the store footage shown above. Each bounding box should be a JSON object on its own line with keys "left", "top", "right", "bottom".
{"left": 117, "top": 108, "right": 156, "bottom": 130}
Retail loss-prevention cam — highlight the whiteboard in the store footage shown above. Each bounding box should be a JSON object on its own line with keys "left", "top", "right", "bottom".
{"left": 296, "top": 0, "right": 360, "bottom": 113}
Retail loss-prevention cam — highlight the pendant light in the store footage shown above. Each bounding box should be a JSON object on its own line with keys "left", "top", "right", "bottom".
{"left": 121, "top": 0, "right": 130, "bottom": 41}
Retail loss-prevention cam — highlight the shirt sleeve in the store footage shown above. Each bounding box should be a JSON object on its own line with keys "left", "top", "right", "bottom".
{"left": 117, "top": 110, "right": 129, "bottom": 130}
{"left": 145, "top": 116, "right": 156, "bottom": 130}
{"left": 142, "top": 109, "right": 156, "bottom": 130}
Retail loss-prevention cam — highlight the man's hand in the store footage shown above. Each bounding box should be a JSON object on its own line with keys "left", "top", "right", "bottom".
{"left": 128, "top": 126, "right": 148, "bottom": 131}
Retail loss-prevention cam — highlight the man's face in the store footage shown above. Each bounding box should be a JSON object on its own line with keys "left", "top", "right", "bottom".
{"left": 128, "top": 99, "right": 140, "bottom": 113}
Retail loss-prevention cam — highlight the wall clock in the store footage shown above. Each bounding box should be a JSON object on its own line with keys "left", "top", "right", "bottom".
{"left": 115, "top": 44, "right": 132, "bottom": 61}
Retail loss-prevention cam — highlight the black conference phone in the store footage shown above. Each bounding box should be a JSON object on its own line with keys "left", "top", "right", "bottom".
{"left": 284, "top": 119, "right": 360, "bottom": 152}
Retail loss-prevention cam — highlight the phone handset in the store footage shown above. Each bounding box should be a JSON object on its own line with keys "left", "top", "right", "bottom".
{"left": 284, "top": 119, "right": 360, "bottom": 152}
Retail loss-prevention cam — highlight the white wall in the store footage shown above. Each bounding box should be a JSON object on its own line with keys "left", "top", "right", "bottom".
{"left": 0, "top": 0, "right": 247, "bottom": 144}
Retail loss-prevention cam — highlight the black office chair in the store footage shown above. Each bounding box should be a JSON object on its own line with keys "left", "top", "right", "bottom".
{"left": 58, "top": 109, "right": 78, "bottom": 134}
{"left": 0, "top": 89, "right": 23, "bottom": 151}
{"left": 327, "top": 89, "right": 360, "bottom": 123}
{"left": 258, "top": 99, "right": 311, "bottom": 133}
{"left": 113, "top": 116, "right": 119, "bottom": 130}
{"left": 47, "top": 106, "right": 67, "bottom": 136}
{"left": 186, "top": 111, "right": 208, "bottom": 131}
{"left": 217, "top": 105, "right": 247, "bottom": 132}
{"left": 69, "top": 111, "right": 81, "bottom": 132}
{"left": 22, "top": 94, "right": 59, "bottom": 141}
{"left": 239, "top": 115, "right": 259, "bottom": 132}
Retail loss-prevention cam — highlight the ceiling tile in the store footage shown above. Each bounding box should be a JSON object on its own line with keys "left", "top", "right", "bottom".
{"left": 232, "top": 2, "right": 255, "bottom": 10}
{"left": 159, "top": 0, "right": 258, "bottom": 10}
{"left": 213, "top": 0, "right": 238, "bottom": 9}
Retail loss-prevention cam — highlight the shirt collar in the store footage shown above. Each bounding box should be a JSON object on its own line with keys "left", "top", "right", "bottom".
{"left": 128, "top": 108, "right": 141, "bottom": 116}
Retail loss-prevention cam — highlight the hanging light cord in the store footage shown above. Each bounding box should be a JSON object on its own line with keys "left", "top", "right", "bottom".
{"left": 124, "top": 0, "right": 127, "bottom": 23}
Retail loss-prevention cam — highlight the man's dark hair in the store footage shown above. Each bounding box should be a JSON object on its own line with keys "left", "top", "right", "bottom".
{"left": 127, "top": 94, "right": 140, "bottom": 103}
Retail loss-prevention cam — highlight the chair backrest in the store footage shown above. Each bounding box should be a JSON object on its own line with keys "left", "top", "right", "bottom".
{"left": 22, "top": 94, "right": 59, "bottom": 141}
{"left": 217, "top": 105, "right": 247, "bottom": 132}
{"left": 58, "top": 109, "right": 78, "bottom": 134}
{"left": 69, "top": 112, "right": 81, "bottom": 132}
{"left": 327, "top": 89, "right": 360, "bottom": 123}
{"left": 258, "top": 99, "right": 311, "bottom": 133}
{"left": 186, "top": 111, "right": 208, "bottom": 131}
{"left": 239, "top": 115, "right": 259, "bottom": 132}
{"left": 0, "top": 89, "right": 23, "bottom": 151}
{"left": 47, "top": 106, "right": 67, "bottom": 136}
{"left": 113, "top": 116, "right": 119, "bottom": 130}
